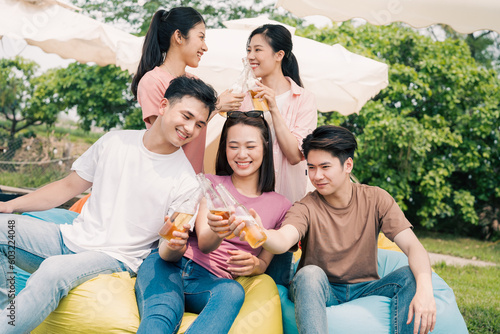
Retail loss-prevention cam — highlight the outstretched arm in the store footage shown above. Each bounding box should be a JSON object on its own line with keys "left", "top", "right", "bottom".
{"left": 230, "top": 209, "right": 300, "bottom": 254}
{"left": 394, "top": 228, "right": 436, "bottom": 334}
{"left": 0, "top": 171, "right": 91, "bottom": 213}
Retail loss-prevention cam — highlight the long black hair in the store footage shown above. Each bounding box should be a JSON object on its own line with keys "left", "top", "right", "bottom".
{"left": 215, "top": 113, "right": 275, "bottom": 193}
{"left": 247, "top": 24, "right": 303, "bottom": 87}
{"left": 131, "top": 7, "right": 205, "bottom": 99}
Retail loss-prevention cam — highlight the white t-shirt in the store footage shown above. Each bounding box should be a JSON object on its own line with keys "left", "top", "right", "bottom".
{"left": 60, "top": 130, "right": 198, "bottom": 272}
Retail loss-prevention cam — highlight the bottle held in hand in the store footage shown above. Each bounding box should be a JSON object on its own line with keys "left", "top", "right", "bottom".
{"left": 197, "top": 174, "right": 232, "bottom": 235}
{"left": 216, "top": 184, "right": 267, "bottom": 247}
{"left": 158, "top": 188, "right": 202, "bottom": 242}
{"left": 158, "top": 212, "right": 194, "bottom": 241}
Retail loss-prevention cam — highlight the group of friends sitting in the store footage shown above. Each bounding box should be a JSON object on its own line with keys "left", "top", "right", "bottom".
{"left": 0, "top": 6, "right": 464, "bottom": 334}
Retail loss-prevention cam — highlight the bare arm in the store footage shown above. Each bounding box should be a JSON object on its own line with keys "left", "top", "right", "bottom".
{"left": 230, "top": 209, "right": 300, "bottom": 255}
{"left": 255, "top": 81, "right": 302, "bottom": 165}
{"left": 394, "top": 228, "right": 436, "bottom": 334}
{"left": 211, "top": 89, "right": 246, "bottom": 121}
{"left": 0, "top": 171, "right": 91, "bottom": 213}
{"left": 196, "top": 198, "right": 233, "bottom": 253}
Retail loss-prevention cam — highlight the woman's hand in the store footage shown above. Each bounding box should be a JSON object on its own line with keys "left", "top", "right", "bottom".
{"left": 226, "top": 249, "right": 259, "bottom": 276}
{"left": 216, "top": 89, "right": 246, "bottom": 114}
{"left": 253, "top": 81, "right": 278, "bottom": 113}
{"left": 207, "top": 211, "right": 233, "bottom": 239}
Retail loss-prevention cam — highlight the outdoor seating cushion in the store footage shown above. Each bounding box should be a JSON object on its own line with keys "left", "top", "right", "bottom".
{"left": 278, "top": 248, "right": 468, "bottom": 334}
{"left": 16, "top": 209, "right": 283, "bottom": 333}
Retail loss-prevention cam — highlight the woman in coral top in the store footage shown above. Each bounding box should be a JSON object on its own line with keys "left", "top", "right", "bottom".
{"left": 241, "top": 24, "right": 318, "bottom": 203}
{"left": 131, "top": 7, "right": 245, "bottom": 173}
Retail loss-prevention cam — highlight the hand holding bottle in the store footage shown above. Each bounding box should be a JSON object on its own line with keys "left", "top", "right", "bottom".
{"left": 159, "top": 215, "right": 191, "bottom": 250}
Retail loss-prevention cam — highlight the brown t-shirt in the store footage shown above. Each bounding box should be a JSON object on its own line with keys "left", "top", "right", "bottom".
{"left": 283, "top": 183, "right": 412, "bottom": 284}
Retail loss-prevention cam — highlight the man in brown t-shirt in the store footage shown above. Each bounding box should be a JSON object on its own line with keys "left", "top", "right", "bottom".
{"left": 231, "top": 125, "right": 436, "bottom": 334}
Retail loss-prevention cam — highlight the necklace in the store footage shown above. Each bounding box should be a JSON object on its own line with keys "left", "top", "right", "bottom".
{"left": 161, "top": 62, "right": 184, "bottom": 78}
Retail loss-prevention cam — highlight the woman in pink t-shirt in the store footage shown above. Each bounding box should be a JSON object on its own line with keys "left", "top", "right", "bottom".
{"left": 131, "top": 7, "right": 245, "bottom": 173}
{"left": 135, "top": 111, "right": 291, "bottom": 333}
{"left": 241, "top": 24, "right": 318, "bottom": 203}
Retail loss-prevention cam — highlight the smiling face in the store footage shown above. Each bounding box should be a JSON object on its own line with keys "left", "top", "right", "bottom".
{"left": 180, "top": 22, "right": 208, "bottom": 68}
{"left": 307, "top": 149, "right": 353, "bottom": 200}
{"left": 226, "top": 123, "right": 264, "bottom": 180}
{"left": 246, "top": 33, "right": 283, "bottom": 78}
{"left": 157, "top": 96, "right": 209, "bottom": 153}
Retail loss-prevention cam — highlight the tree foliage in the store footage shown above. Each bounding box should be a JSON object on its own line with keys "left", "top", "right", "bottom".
{"left": 0, "top": 57, "right": 62, "bottom": 138}
{"left": 310, "top": 23, "right": 500, "bottom": 238}
{"left": 50, "top": 63, "right": 140, "bottom": 131}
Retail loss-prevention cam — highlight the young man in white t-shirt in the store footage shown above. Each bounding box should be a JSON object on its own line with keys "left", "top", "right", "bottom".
{"left": 231, "top": 125, "right": 437, "bottom": 334}
{"left": 0, "top": 76, "right": 217, "bottom": 333}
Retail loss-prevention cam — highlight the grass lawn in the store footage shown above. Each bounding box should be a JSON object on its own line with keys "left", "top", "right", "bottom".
{"left": 415, "top": 230, "right": 500, "bottom": 334}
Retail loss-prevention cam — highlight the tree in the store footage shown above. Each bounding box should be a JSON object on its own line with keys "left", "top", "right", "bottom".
{"left": 50, "top": 63, "right": 140, "bottom": 131}
{"left": 0, "top": 57, "right": 62, "bottom": 139}
{"left": 72, "top": 0, "right": 278, "bottom": 34}
{"left": 308, "top": 23, "right": 500, "bottom": 239}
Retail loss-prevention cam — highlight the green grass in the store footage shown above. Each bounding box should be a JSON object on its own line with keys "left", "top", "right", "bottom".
{"left": 0, "top": 166, "right": 68, "bottom": 189}
{"left": 415, "top": 230, "right": 500, "bottom": 333}
{"left": 415, "top": 229, "right": 500, "bottom": 264}
{"left": 432, "top": 263, "right": 500, "bottom": 334}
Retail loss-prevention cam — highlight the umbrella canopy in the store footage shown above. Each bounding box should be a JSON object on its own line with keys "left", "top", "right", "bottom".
{"left": 0, "top": 0, "right": 141, "bottom": 73}
{"left": 275, "top": 0, "right": 500, "bottom": 34}
{"left": 190, "top": 27, "right": 388, "bottom": 115}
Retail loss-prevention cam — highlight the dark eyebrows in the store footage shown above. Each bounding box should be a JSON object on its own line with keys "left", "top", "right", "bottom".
{"left": 228, "top": 140, "right": 258, "bottom": 144}
{"left": 307, "top": 162, "right": 331, "bottom": 167}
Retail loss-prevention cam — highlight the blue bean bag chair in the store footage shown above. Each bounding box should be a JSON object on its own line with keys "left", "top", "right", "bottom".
{"left": 277, "top": 248, "right": 468, "bottom": 334}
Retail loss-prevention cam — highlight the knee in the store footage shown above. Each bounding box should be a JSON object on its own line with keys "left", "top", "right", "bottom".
{"left": 214, "top": 280, "right": 245, "bottom": 305}
{"left": 290, "top": 265, "right": 329, "bottom": 300}
{"left": 293, "top": 265, "right": 327, "bottom": 287}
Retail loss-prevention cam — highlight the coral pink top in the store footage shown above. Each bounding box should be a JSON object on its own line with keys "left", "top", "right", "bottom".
{"left": 241, "top": 77, "right": 317, "bottom": 203}
{"left": 137, "top": 66, "right": 207, "bottom": 173}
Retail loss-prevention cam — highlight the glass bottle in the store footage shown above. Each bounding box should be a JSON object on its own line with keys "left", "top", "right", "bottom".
{"left": 216, "top": 184, "right": 267, "bottom": 248}
{"left": 158, "top": 188, "right": 202, "bottom": 242}
{"left": 196, "top": 174, "right": 231, "bottom": 235}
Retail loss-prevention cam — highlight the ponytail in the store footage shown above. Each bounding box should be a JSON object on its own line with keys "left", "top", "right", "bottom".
{"left": 282, "top": 52, "right": 303, "bottom": 87}
{"left": 131, "top": 7, "right": 205, "bottom": 99}
{"left": 131, "top": 10, "right": 166, "bottom": 98}
{"left": 247, "top": 24, "right": 303, "bottom": 88}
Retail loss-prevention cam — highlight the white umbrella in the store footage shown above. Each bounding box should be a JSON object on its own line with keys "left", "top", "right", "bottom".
{"left": 0, "top": 0, "right": 142, "bottom": 73}
{"left": 275, "top": 0, "right": 500, "bottom": 34}
{"left": 190, "top": 26, "right": 388, "bottom": 115}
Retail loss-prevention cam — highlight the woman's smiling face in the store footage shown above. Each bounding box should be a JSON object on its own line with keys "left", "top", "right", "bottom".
{"left": 226, "top": 123, "right": 264, "bottom": 179}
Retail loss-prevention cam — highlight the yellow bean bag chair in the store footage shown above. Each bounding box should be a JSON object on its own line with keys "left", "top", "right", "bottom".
{"left": 33, "top": 272, "right": 282, "bottom": 334}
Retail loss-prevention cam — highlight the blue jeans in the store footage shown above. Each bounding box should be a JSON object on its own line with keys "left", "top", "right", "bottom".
{"left": 0, "top": 214, "right": 134, "bottom": 333}
{"left": 135, "top": 251, "right": 245, "bottom": 334}
{"left": 290, "top": 265, "right": 417, "bottom": 334}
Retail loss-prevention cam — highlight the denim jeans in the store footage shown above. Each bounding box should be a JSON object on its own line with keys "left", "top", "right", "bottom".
{"left": 290, "top": 264, "right": 417, "bottom": 334}
{"left": 135, "top": 251, "right": 245, "bottom": 334}
{"left": 0, "top": 214, "right": 134, "bottom": 334}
